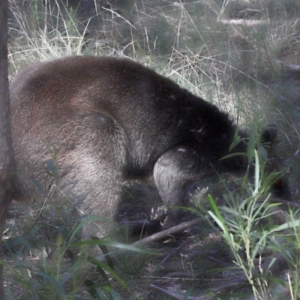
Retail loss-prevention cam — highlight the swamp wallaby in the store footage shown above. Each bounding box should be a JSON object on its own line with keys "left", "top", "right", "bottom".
{"left": 10, "top": 56, "right": 290, "bottom": 237}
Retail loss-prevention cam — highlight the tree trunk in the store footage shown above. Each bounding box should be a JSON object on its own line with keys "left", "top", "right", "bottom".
{"left": 0, "top": 0, "right": 15, "bottom": 298}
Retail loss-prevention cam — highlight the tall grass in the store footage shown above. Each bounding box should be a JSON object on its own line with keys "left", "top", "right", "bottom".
{"left": 209, "top": 149, "right": 300, "bottom": 299}
{"left": 6, "top": 0, "right": 300, "bottom": 298}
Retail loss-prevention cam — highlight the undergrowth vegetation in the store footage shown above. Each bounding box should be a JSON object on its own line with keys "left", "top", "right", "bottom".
{"left": 5, "top": 0, "right": 300, "bottom": 299}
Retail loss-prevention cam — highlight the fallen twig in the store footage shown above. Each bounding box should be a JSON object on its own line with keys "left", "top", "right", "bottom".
{"left": 272, "top": 198, "right": 300, "bottom": 209}
{"left": 219, "top": 19, "right": 269, "bottom": 26}
{"left": 131, "top": 218, "right": 206, "bottom": 248}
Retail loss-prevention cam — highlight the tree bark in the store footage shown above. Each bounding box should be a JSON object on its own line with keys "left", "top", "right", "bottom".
{"left": 0, "top": 0, "right": 15, "bottom": 298}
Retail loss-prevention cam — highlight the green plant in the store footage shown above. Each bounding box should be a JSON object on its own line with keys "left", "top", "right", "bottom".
{"left": 208, "top": 149, "right": 300, "bottom": 299}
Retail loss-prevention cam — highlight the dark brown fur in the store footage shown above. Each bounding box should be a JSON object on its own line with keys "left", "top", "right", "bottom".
{"left": 10, "top": 56, "right": 290, "bottom": 237}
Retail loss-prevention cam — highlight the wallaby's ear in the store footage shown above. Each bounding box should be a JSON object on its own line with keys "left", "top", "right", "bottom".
{"left": 261, "top": 123, "right": 278, "bottom": 146}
